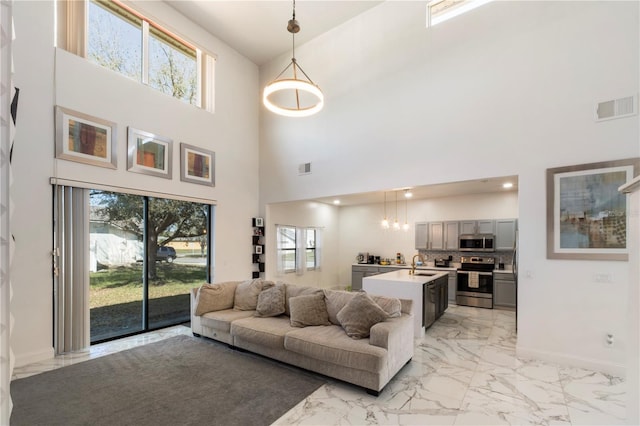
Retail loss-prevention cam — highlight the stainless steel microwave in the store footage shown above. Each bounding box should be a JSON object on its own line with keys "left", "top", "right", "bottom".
{"left": 459, "top": 234, "right": 495, "bottom": 252}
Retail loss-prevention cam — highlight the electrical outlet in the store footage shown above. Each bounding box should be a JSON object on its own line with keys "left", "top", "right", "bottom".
{"left": 594, "top": 273, "right": 612, "bottom": 283}
{"left": 605, "top": 333, "right": 614, "bottom": 347}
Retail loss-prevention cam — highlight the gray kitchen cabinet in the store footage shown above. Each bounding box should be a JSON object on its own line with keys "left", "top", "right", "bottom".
{"left": 415, "top": 222, "right": 428, "bottom": 250}
{"left": 460, "top": 220, "right": 495, "bottom": 234}
{"left": 495, "top": 219, "right": 518, "bottom": 250}
{"left": 444, "top": 221, "right": 459, "bottom": 250}
{"left": 428, "top": 222, "right": 445, "bottom": 250}
{"left": 494, "top": 271, "right": 516, "bottom": 308}
{"left": 351, "top": 265, "right": 383, "bottom": 291}
{"left": 424, "top": 221, "right": 459, "bottom": 251}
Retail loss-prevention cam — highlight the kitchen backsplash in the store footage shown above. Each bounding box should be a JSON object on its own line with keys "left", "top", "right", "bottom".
{"left": 418, "top": 250, "right": 514, "bottom": 267}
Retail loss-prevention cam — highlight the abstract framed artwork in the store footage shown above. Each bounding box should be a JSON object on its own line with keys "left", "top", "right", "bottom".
{"left": 127, "top": 127, "right": 173, "bottom": 179}
{"left": 546, "top": 157, "right": 639, "bottom": 260}
{"left": 55, "top": 106, "right": 117, "bottom": 169}
{"left": 180, "top": 143, "right": 215, "bottom": 186}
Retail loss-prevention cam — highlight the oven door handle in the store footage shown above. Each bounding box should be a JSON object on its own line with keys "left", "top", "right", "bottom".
{"left": 478, "top": 272, "right": 493, "bottom": 276}
{"left": 457, "top": 271, "right": 469, "bottom": 274}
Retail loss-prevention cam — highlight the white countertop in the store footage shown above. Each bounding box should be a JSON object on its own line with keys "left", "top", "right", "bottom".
{"left": 365, "top": 269, "right": 449, "bottom": 284}
{"left": 353, "top": 263, "right": 512, "bottom": 273}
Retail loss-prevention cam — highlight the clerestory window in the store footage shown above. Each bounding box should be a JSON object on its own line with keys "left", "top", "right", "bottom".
{"left": 57, "top": 0, "right": 215, "bottom": 112}
{"left": 427, "top": 0, "right": 493, "bottom": 27}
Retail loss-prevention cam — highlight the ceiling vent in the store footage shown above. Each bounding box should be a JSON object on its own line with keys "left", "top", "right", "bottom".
{"left": 298, "top": 162, "right": 312, "bottom": 175}
{"left": 596, "top": 94, "right": 638, "bottom": 122}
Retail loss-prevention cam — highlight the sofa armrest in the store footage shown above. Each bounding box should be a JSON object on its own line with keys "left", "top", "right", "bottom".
{"left": 369, "top": 314, "right": 414, "bottom": 371}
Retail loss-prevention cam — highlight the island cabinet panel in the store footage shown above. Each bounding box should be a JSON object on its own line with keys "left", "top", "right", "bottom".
{"left": 447, "top": 271, "right": 457, "bottom": 302}
{"left": 494, "top": 271, "right": 516, "bottom": 308}
{"left": 495, "top": 219, "right": 517, "bottom": 250}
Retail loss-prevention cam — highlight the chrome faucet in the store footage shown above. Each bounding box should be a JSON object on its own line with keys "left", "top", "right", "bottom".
{"left": 410, "top": 254, "right": 423, "bottom": 275}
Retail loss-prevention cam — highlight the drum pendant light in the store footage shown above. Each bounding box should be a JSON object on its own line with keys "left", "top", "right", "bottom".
{"left": 263, "top": 0, "right": 324, "bottom": 117}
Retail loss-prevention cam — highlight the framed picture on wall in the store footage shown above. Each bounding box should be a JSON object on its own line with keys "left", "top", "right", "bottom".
{"left": 55, "top": 106, "right": 117, "bottom": 169}
{"left": 180, "top": 143, "right": 215, "bottom": 186}
{"left": 127, "top": 127, "right": 173, "bottom": 179}
{"left": 546, "top": 157, "right": 640, "bottom": 261}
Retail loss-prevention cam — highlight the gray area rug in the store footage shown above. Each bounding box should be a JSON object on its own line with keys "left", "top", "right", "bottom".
{"left": 10, "top": 335, "right": 325, "bottom": 426}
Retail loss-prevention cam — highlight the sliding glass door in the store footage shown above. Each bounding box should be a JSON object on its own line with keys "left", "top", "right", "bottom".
{"left": 88, "top": 190, "right": 211, "bottom": 343}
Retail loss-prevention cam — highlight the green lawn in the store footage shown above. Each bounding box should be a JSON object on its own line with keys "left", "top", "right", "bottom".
{"left": 90, "top": 263, "right": 206, "bottom": 309}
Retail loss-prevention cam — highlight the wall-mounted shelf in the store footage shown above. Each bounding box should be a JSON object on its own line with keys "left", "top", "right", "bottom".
{"left": 252, "top": 218, "right": 265, "bottom": 279}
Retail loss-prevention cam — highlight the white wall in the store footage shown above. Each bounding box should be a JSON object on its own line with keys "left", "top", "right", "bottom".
{"left": 265, "top": 201, "right": 340, "bottom": 289}
{"left": 11, "top": 1, "right": 259, "bottom": 366}
{"left": 259, "top": 1, "right": 639, "bottom": 375}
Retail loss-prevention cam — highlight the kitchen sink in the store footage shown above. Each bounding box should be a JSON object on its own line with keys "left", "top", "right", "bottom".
{"left": 412, "top": 271, "right": 437, "bottom": 276}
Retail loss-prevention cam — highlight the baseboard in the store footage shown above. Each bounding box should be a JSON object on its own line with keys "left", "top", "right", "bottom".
{"left": 13, "top": 347, "right": 55, "bottom": 368}
{"left": 516, "top": 345, "right": 626, "bottom": 378}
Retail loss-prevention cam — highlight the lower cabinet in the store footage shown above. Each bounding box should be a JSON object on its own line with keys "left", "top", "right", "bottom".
{"left": 494, "top": 272, "right": 516, "bottom": 308}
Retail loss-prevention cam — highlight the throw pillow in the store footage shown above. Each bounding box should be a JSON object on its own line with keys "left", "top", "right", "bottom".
{"left": 323, "top": 289, "right": 356, "bottom": 325}
{"left": 254, "top": 284, "right": 286, "bottom": 317}
{"left": 337, "top": 292, "right": 389, "bottom": 339}
{"left": 194, "top": 282, "right": 237, "bottom": 316}
{"left": 289, "top": 293, "right": 331, "bottom": 327}
{"left": 283, "top": 283, "right": 323, "bottom": 316}
{"left": 370, "top": 295, "right": 402, "bottom": 318}
{"left": 234, "top": 279, "right": 274, "bottom": 311}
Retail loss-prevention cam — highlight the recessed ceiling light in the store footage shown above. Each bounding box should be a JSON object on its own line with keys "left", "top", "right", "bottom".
{"left": 333, "top": 199, "right": 340, "bottom": 205}
{"left": 503, "top": 182, "right": 513, "bottom": 189}
{"left": 404, "top": 190, "right": 413, "bottom": 198}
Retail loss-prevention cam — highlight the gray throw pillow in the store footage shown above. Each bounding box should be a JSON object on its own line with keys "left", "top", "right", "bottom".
{"left": 324, "top": 289, "right": 357, "bottom": 325}
{"left": 194, "top": 282, "right": 238, "bottom": 316}
{"left": 283, "top": 283, "right": 323, "bottom": 316}
{"left": 234, "top": 279, "right": 274, "bottom": 311}
{"left": 337, "top": 292, "right": 389, "bottom": 339}
{"left": 289, "top": 293, "right": 331, "bottom": 327}
{"left": 254, "top": 284, "right": 286, "bottom": 317}
{"left": 370, "top": 294, "right": 402, "bottom": 318}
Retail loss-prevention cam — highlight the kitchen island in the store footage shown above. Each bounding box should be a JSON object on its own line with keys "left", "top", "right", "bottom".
{"left": 363, "top": 269, "right": 449, "bottom": 338}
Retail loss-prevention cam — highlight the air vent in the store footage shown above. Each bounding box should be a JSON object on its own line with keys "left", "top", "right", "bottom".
{"left": 298, "top": 162, "right": 311, "bottom": 175}
{"left": 596, "top": 95, "right": 638, "bottom": 121}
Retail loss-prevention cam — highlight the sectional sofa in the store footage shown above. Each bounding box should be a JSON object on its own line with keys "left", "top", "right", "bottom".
{"left": 190, "top": 279, "right": 415, "bottom": 395}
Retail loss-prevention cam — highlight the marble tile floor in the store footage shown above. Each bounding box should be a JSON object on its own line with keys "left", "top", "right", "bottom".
{"left": 12, "top": 306, "right": 626, "bottom": 425}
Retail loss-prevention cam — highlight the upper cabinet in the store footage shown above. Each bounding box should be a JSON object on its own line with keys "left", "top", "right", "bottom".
{"left": 495, "top": 219, "right": 518, "bottom": 251}
{"left": 415, "top": 221, "right": 460, "bottom": 250}
{"left": 460, "top": 220, "right": 495, "bottom": 235}
{"left": 415, "top": 222, "right": 428, "bottom": 250}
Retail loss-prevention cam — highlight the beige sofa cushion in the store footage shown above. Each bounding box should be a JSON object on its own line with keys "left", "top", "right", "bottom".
{"left": 200, "top": 309, "right": 256, "bottom": 333}
{"left": 337, "top": 293, "right": 389, "bottom": 339}
{"left": 194, "top": 282, "right": 239, "bottom": 316}
{"left": 231, "top": 316, "right": 296, "bottom": 350}
{"left": 234, "top": 279, "right": 274, "bottom": 311}
{"left": 283, "top": 283, "right": 323, "bottom": 316}
{"left": 289, "top": 293, "right": 331, "bottom": 327}
{"left": 284, "top": 325, "right": 387, "bottom": 373}
{"left": 255, "top": 284, "right": 286, "bottom": 317}
{"left": 370, "top": 295, "right": 402, "bottom": 319}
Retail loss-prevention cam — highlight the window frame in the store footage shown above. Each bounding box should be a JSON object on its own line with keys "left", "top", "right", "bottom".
{"left": 305, "top": 228, "right": 316, "bottom": 271}
{"left": 57, "top": 0, "right": 215, "bottom": 112}
{"left": 276, "top": 225, "right": 297, "bottom": 274}
{"left": 427, "top": 0, "right": 493, "bottom": 27}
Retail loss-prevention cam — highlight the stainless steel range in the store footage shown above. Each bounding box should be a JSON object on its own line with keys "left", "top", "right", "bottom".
{"left": 456, "top": 256, "right": 494, "bottom": 309}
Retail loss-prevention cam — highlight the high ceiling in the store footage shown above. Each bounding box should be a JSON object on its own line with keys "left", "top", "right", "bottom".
{"left": 165, "top": 2, "right": 519, "bottom": 205}
{"left": 166, "top": 1, "right": 384, "bottom": 65}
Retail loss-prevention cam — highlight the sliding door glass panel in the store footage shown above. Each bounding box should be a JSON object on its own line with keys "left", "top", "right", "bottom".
{"left": 147, "top": 197, "right": 209, "bottom": 329}
{"left": 89, "top": 190, "right": 144, "bottom": 342}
